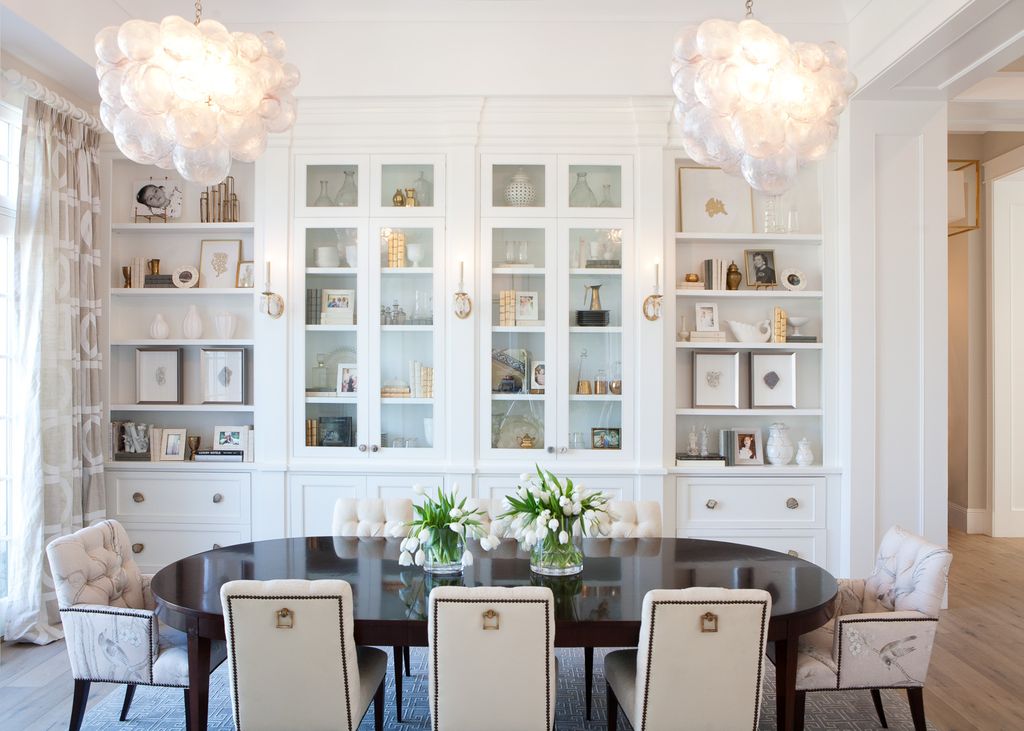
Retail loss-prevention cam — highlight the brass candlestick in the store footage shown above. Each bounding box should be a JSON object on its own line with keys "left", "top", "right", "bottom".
{"left": 186, "top": 435, "right": 201, "bottom": 461}
{"left": 122, "top": 266, "right": 132, "bottom": 288}
{"left": 147, "top": 259, "right": 160, "bottom": 275}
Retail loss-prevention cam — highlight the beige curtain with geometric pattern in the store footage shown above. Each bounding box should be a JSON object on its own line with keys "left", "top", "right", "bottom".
{"left": 5, "top": 99, "right": 106, "bottom": 644}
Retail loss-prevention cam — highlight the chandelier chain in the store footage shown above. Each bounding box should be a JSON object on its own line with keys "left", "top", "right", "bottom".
{"left": 745, "top": 0, "right": 754, "bottom": 18}
{"left": 194, "top": 0, "right": 203, "bottom": 25}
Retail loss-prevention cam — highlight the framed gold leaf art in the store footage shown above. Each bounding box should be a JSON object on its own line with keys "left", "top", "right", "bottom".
{"left": 679, "top": 167, "right": 754, "bottom": 234}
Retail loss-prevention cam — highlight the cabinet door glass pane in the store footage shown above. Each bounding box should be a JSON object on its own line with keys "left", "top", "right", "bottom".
{"left": 380, "top": 164, "right": 436, "bottom": 209}
{"left": 305, "top": 165, "right": 360, "bottom": 209}
{"left": 568, "top": 165, "right": 622, "bottom": 209}
{"left": 491, "top": 164, "right": 545, "bottom": 209}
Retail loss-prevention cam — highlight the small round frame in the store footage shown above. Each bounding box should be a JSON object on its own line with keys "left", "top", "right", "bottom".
{"left": 780, "top": 268, "right": 807, "bottom": 292}
{"left": 172, "top": 265, "right": 199, "bottom": 288}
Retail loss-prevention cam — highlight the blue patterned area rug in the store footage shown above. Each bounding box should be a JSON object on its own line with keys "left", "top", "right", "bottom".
{"left": 82, "top": 647, "right": 933, "bottom": 730}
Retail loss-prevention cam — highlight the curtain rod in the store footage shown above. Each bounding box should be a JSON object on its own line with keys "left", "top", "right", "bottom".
{"left": 2, "top": 68, "right": 103, "bottom": 132}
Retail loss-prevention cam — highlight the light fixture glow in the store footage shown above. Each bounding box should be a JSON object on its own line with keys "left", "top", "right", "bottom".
{"left": 670, "top": 5, "right": 856, "bottom": 194}
{"left": 95, "top": 3, "right": 299, "bottom": 185}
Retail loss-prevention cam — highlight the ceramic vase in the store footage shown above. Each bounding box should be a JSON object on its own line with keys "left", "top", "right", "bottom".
{"left": 796, "top": 438, "right": 814, "bottom": 467}
{"left": 766, "top": 422, "right": 795, "bottom": 466}
{"left": 183, "top": 305, "right": 203, "bottom": 339}
{"left": 214, "top": 312, "right": 237, "bottom": 339}
{"left": 504, "top": 168, "right": 537, "bottom": 207}
{"left": 148, "top": 313, "right": 170, "bottom": 339}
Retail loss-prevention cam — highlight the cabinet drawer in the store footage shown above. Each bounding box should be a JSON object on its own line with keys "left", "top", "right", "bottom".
{"left": 121, "top": 525, "right": 247, "bottom": 573}
{"left": 677, "top": 477, "right": 824, "bottom": 528}
{"left": 109, "top": 471, "right": 250, "bottom": 524}
{"left": 682, "top": 530, "right": 826, "bottom": 567}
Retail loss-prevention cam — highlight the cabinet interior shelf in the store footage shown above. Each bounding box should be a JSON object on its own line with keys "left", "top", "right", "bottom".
{"left": 381, "top": 325, "right": 434, "bottom": 332}
{"left": 676, "top": 408, "right": 823, "bottom": 416}
{"left": 491, "top": 393, "right": 544, "bottom": 401}
{"left": 675, "top": 290, "right": 823, "bottom": 299}
{"left": 381, "top": 267, "right": 433, "bottom": 275}
{"left": 492, "top": 325, "right": 545, "bottom": 333}
{"left": 111, "top": 404, "right": 256, "bottom": 412}
{"left": 305, "top": 396, "right": 357, "bottom": 404}
{"left": 675, "top": 232, "right": 822, "bottom": 245}
{"left": 569, "top": 268, "right": 622, "bottom": 276}
{"left": 493, "top": 266, "right": 546, "bottom": 275}
{"left": 112, "top": 222, "right": 255, "bottom": 233}
{"left": 306, "top": 324, "right": 357, "bottom": 332}
{"left": 306, "top": 267, "right": 357, "bottom": 275}
{"left": 569, "top": 326, "right": 623, "bottom": 333}
{"left": 675, "top": 341, "right": 822, "bottom": 350}
{"left": 111, "top": 339, "right": 255, "bottom": 346}
{"left": 381, "top": 397, "right": 434, "bottom": 405}
{"left": 108, "top": 461, "right": 258, "bottom": 471}
{"left": 111, "top": 288, "right": 255, "bottom": 297}
{"left": 569, "top": 394, "right": 622, "bottom": 401}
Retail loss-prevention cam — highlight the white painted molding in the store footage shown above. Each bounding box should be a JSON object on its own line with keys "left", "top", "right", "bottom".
{"left": 948, "top": 501, "right": 993, "bottom": 534}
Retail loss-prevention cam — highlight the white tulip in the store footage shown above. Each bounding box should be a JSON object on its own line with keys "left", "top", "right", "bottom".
{"left": 452, "top": 481, "right": 460, "bottom": 493}
{"left": 501, "top": 497, "right": 512, "bottom": 510}
{"left": 414, "top": 548, "right": 425, "bottom": 566}
{"left": 405, "top": 537, "right": 420, "bottom": 553}
{"left": 412, "top": 484, "right": 426, "bottom": 495}
{"left": 519, "top": 472, "right": 532, "bottom": 481}
{"left": 559, "top": 530, "right": 569, "bottom": 545}
{"left": 573, "top": 502, "right": 582, "bottom": 515}
{"left": 583, "top": 510, "right": 595, "bottom": 524}
{"left": 399, "top": 551, "right": 413, "bottom": 566}
{"left": 537, "top": 524, "right": 549, "bottom": 540}
{"left": 461, "top": 550, "right": 474, "bottom": 567}
{"left": 449, "top": 522, "right": 465, "bottom": 535}
{"left": 418, "top": 528, "right": 431, "bottom": 543}
{"left": 449, "top": 507, "right": 462, "bottom": 518}
{"left": 525, "top": 529, "right": 537, "bottom": 545}
{"left": 563, "top": 503, "right": 573, "bottom": 516}
{"left": 483, "top": 535, "right": 500, "bottom": 551}
{"left": 548, "top": 518, "right": 559, "bottom": 530}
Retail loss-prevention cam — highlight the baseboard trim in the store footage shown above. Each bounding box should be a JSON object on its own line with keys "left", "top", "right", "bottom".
{"left": 948, "top": 501, "right": 991, "bottom": 534}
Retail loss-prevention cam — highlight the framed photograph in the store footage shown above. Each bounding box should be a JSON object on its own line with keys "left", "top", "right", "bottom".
{"left": 135, "top": 347, "right": 182, "bottom": 404}
{"left": 679, "top": 167, "right": 754, "bottom": 233}
{"left": 201, "top": 348, "right": 246, "bottom": 404}
{"left": 744, "top": 249, "right": 777, "bottom": 287}
{"left": 780, "top": 268, "right": 807, "bottom": 291}
{"left": 693, "top": 351, "right": 740, "bottom": 408}
{"left": 321, "top": 288, "right": 355, "bottom": 324}
{"left": 530, "top": 360, "right": 546, "bottom": 394}
{"left": 750, "top": 352, "right": 797, "bottom": 408}
{"left": 318, "top": 416, "right": 354, "bottom": 447}
{"left": 236, "top": 260, "right": 255, "bottom": 288}
{"left": 159, "top": 428, "right": 187, "bottom": 461}
{"left": 199, "top": 239, "right": 242, "bottom": 288}
{"left": 213, "top": 425, "right": 249, "bottom": 451}
{"left": 516, "top": 291, "right": 539, "bottom": 322}
{"left": 337, "top": 364, "right": 357, "bottom": 393}
{"left": 694, "top": 302, "right": 719, "bottom": 332}
{"left": 591, "top": 427, "right": 621, "bottom": 450}
{"left": 132, "top": 177, "right": 183, "bottom": 221}
{"left": 733, "top": 429, "right": 764, "bottom": 465}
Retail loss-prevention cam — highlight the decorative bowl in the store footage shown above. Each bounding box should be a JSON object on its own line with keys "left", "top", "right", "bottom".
{"left": 726, "top": 319, "right": 772, "bottom": 343}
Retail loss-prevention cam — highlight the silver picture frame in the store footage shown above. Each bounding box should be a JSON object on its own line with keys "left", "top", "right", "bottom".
{"left": 200, "top": 347, "right": 246, "bottom": 404}
{"left": 692, "top": 351, "right": 740, "bottom": 408}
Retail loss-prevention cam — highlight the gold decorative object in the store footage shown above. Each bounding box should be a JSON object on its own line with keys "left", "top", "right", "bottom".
{"left": 700, "top": 611, "right": 718, "bottom": 633}
{"left": 404, "top": 188, "right": 417, "bottom": 207}
{"left": 275, "top": 608, "right": 294, "bottom": 629}
{"left": 609, "top": 379, "right": 622, "bottom": 395}
{"left": 726, "top": 261, "right": 742, "bottom": 290}
{"left": 392, "top": 188, "right": 406, "bottom": 207}
{"left": 642, "top": 294, "right": 662, "bottom": 321}
{"left": 147, "top": 259, "right": 161, "bottom": 275}
{"left": 453, "top": 261, "right": 472, "bottom": 319}
{"left": 260, "top": 261, "right": 285, "bottom": 319}
{"left": 594, "top": 376, "right": 608, "bottom": 395}
{"left": 576, "top": 380, "right": 592, "bottom": 395}
{"left": 186, "top": 435, "right": 200, "bottom": 461}
{"left": 684, "top": 273, "right": 700, "bottom": 283}
{"left": 584, "top": 284, "right": 603, "bottom": 311}
{"left": 122, "top": 266, "right": 132, "bottom": 288}
{"left": 482, "top": 609, "right": 500, "bottom": 631}
{"left": 519, "top": 433, "right": 536, "bottom": 449}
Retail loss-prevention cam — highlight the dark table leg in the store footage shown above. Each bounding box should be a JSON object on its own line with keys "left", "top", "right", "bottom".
{"left": 186, "top": 629, "right": 212, "bottom": 731}
{"left": 773, "top": 635, "right": 799, "bottom": 731}
{"left": 393, "top": 645, "right": 403, "bottom": 722}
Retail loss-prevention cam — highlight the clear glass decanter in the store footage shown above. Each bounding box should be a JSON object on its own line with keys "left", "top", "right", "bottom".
{"left": 313, "top": 180, "right": 332, "bottom": 207}
{"left": 598, "top": 183, "right": 614, "bottom": 207}
{"left": 569, "top": 171, "right": 598, "bottom": 207}
{"left": 335, "top": 170, "right": 357, "bottom": 206}
{"left": 311, "top": 353, "right": 328, "bottom": 388}
{"left": 411, "top": 171, "right": 433, "bottom": 207}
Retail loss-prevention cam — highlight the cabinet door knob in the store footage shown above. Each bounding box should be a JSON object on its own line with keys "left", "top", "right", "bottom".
{"left": 212, "top": 493, "right": 223, "bottom": 503}
{"left": 559, "top": 446, "right": 568, "bottom": 454}
{"left": 358, "top": 444, "right": 368, "bottom": 452}
{"left": 213, "top": 543, "right": 222, "bottom": 549}
{"left": 705, "top": 499, "right": 718, "bottom": 510}
{"left": 132, "top": 543, "right": 144, "bottom": 554}
{"left": 787, "top": 550, "right": 799, "bottom": 557}
{"left": 371, "top": 444, "right": 380, "bottom": 453}
{"left": 546, "top": 446, "right": 555, "bottom": 454}
{"left": 132, "top": 492, "right": 145, "bottom": 503}
{"left": 786, "top": 497, "right": 799, "bottom": 510}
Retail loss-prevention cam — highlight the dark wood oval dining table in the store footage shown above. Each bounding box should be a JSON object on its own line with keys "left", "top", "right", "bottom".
{"left": 151, "top": 536, "right": 837, "bottom": 731}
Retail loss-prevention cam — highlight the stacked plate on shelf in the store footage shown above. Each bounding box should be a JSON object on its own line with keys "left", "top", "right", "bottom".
{"left": 575, "top": 309, "right": 610, "bottom": 327}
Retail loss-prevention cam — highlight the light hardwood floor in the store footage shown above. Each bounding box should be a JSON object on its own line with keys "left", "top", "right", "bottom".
{"left": 1, "top": 529, "right": 1021, "bottom": 730}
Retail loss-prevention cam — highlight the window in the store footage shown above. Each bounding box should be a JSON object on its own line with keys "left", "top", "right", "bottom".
{"left": 0, "top": 102, "right": 20, "bottom": 601}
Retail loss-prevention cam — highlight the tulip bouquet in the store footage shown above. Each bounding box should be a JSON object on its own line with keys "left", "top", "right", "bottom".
{"left": 499, "top": 466, "right": 613, "bottom": 576}
{"left": 399, "top": 484, "right": 500, "bottom": 574}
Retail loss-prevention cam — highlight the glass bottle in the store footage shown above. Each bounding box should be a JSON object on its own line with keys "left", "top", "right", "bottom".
{"left": 609, "top": 360, "right": 622, "bottom": 395}
{"left": 311, "top": 353, "right": 328, "bottom": 389}
{"left": 762, "top": 195, "right": 786, "bottom": 233}
{"left": 313, "top": 180, "right": 332, "bottom": 207}
{"left": 411, "top": 171, "right": 433, "bottom": 207}
{"left": 569, "top": 171, "right": 597, "bottom": 207}
{"left": 505, "top": 240, "right": 517, "bottom": 265}
{"left": 598, "top": 183, "right": 614, "bottom": 207}
{"left": 787, "top": 205, "right": 800, "bottom": 233}
{"left": 335, "top": 170, "right": 357, "bottom": 207}
{"left": 518, "top": 240, "right": 529, "bottom": 265}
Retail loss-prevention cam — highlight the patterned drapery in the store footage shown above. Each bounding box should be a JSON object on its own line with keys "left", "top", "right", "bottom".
{"left": 5, "top": 100, "right": 106, "bottom": 644}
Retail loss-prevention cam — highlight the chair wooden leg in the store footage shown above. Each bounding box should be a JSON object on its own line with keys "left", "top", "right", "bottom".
{"left": 906, "top": 687, "right": 927, "bottom": 731}
{"left": 793, "top": 690, "right": 806, "bottom": 731}
{"left": 392, "top": 645, "right": 403, "bottom": 722}
{"left": 870, "top": 688, "right": 889, "bottom": 728}
{"left": 404, "top": 645, "right": 412, "bottom": 676}
{"left": 606, "top": 681, "right": 618, "bottom": 731}
{"left": 183, "top": 688, "right": 192, "bottom": 731}
{"left": 584, "top": 647, "right": 594, "bottom": 720}
{"left": 119, "top": 684, "right": 137, "bottom": 722}
{"left": 69, "top": 679, "right": 91, "bottom": 731}
{"left": 374, "top": 678, "right": 385, "bottom": 731}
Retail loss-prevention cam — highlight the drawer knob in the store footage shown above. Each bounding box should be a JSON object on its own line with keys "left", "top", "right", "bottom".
{"left": 132, "top": 543, "right": 144, "bottom": 554}
{"left": 786, "top": 497, "right": 799, "bottom": 510}
{"left": 213, "top": 543, "right": 222, "bottom": 549}
{"left": 371, "top": 445, "right": 380, "bottom": 453}
{"left": 212, "top": 493, "right": 224, "bottom": 504}
{"left": 358, "top": 444, "right": 367, "bottom": 452}
{"left": 546, "top": 446, "right": 555, "bottom": 454}
{"left": 132, "top": 492, "right": 145, "bottom": 503}
{"left": 787, "top": 550, "right": 799, "bottom": 557}
{"left": 705, "top": 499, "right": 718, "bottom": 510}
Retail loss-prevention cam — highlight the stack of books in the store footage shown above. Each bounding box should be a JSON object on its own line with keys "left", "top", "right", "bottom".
{"left": 678, "top": 279, "right": 704, "bottom": 290}
{"left": 498, "top": 290, "right": 517, "bottom": 326}
{"left": 386, "top": 230, "right": 406, "bottom": 267}
{"left": 306, "top": 288, "right": 323, "bottom": 325}
{"left": 194, "top": 449, "right": 243, "bottom": 462}
{"left": 144, "top": 274, "right": 174, "bottom": 288}
{"left": 788, "top": 334, "right": 818, "bottom": 343}
{"left": 773, "top": 306, "right": 787, "bottom": 343}
{"left": 702, "top": 259, "right": 726, "bottom": 290}
{"left": 305, "top": 418, "right": 319, "bottom": 447}
{"left": 675, "top": 453, "right": 727, "bottom": 467}
{"left": 408, "top": 361, "right": 434, "bottom": 398}
{"left": 688, "top": 331, "right": 727, "bottom": 343}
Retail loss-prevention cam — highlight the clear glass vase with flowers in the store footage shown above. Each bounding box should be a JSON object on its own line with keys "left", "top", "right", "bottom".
{"left": 399, "top": 484, "right": 501, "bottom": 574}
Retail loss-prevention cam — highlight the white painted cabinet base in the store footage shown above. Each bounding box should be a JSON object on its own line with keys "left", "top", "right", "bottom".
{"left": 680, "top": 530, "right": 826, "bottom": 566}
{"left": 120, "top": 524, "right": 248, "bottom": 574}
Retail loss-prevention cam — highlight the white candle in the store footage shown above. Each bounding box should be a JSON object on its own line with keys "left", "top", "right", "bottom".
{"left": 655, "top": 261, "right": 661, "bottom": 295}
{"left": 459, "top": 261, "right": 465, "bottom": 288}
{"left": 265, "top": 261, "right": 271, "bottom": 287}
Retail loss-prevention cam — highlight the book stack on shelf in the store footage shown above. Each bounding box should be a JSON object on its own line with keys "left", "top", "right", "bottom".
{"left": 773, "top": 306, "right": 787, "bottom": 343}
{"left": 144, "top": 274, "right": 174, "bottom": 288}
{"left": 688, "top": 330, "right": 726, "bottom": 343}
{"left": 678, "top": 278, "right": 704, "bottom": 291}
{"left": 702, "top": 258, "right": 727, "bottom": 290}
{"left": 498, "top": 290, "right": 517, "bottom": 326}
{"left": 676, "top": 453, "right": 726, "bottom": 467}
{"left": 386, "top": 230, "right": 406, "bottom": 267}
{"left": 306, "top": 288, "right": 323, "bottom": 324}
{"left": 408, "top": 361, "right": 434, "bottom": 397}
{"left": 194, "top": 449, "right": 244, "bottom": 462}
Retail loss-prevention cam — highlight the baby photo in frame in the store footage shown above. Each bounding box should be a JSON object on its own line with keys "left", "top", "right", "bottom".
{"left": 132, "top": 177, "right": 183, "bottom": 222}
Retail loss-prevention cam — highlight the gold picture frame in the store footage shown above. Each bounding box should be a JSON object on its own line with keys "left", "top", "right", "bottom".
{"left": 678, "top": 166, "right": 755, "bottom": 234}
{"left": 199, "top": 239, "right": 242, "bottom": 288}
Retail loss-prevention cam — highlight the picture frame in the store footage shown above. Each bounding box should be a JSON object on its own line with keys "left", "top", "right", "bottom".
{"left": 213, "top": 425, "right": 249, "bottom": 451}
{"left": 744, "top": 249, "right": 777, "bottom": 288}
{"left": 530, "top": 360, "right": 546, "bottom": 394}
{"left": 236, "top": 260, "right": 255, "bottom": 288}
{"left": 750, "top": 352, "right": 798, "bottom": 408}
{"left": 780, "top": 268, "right": 807, "bottom": 291}
{"left": 678, "top": 167, "right": 754, "bottom": 234}
{"left": 199, "top": 239, "right": 242, "bottom": 288}
{"left": 337, "top": 364, "right": 358, "bottom": 394}
{"left": 172, "top": 265, "right": 198, "bottom": 288}
{"left": 135, "top": 347, "right": 183, "bottom": 404}
{"left": 515, "top": 291, "right": 539, "bottom": 322}
{"left": 132, "top": 177, "right": 183, "bottom": 222}
{"left": 733, "top": 428, "right": 764, "bottom": 465}
{"left": 694, "top": 302, "right": 719, "bottom": 332}
{"left": 591, "top": 427, "right": 621, "bottom": 450}
{"left": 692, "top": 351, "right": 740, "bottom": 408}
{"left": 318, "top": 416, "right": 354, "bottom": 447}
{"left": 159, "top": 428, "right": 187, "bottom": 461}
{"left": 200, "top": 348, "right": 246, "bottom": 404}
{"left": 321, "top": 288, "right": 355, "bottom": 325}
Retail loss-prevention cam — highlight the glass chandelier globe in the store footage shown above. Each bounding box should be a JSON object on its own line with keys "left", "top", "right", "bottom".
{"left": 95, "top": 3, "right": 300, "bottom": 185}
{"left": 670, "top": 2, "right": 856, "bottom": 194}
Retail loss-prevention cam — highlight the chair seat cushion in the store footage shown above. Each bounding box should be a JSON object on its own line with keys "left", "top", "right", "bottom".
{"left": 795, "top": 622, "right": 839, "bottom": 691}
{"left": 152, "top": 625, "right": 227, "bottom": 687}
{"left": 604, "top": 649, "right": 638, "bottom": 724}
{"left": 357, "top": 646, "right": 388, "bottom": 717}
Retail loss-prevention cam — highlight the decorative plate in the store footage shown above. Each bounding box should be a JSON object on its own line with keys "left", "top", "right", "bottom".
{"left": 494, "top": 414, "right": 543, "bottom": 450}
{"left": 172, "top": 265, "right": 199, "bottom": 288}
{"left": 780, "top": 268, "right": 807, "bottom": 291}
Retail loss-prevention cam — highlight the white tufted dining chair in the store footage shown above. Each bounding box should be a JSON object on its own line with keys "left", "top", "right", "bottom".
{"left": 221, "top": 579, "right": 387, "bottom": 731}
{"left": 46, "top": 519, "right": 226, "bottom": 731}
{"left": 606, "top": 500, "right": 663, "bottom": 538}
{"left": 429, "top": 585, "right": 556, "bottom": 731}
{"left": 604, "top": 587, "right": 772, "bottom": 731}
{"left": 791, "top": 525, "right": 952, "bottom": 731}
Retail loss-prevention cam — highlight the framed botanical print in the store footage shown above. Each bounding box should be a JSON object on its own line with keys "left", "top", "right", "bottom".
{"left": 692, "top": 351, "right": 739, "bottom": 408}
{"left": 750, "top": 352, "right": 797, "bottom": 408}
{"left": 201, "top": 348, "right": 246, "bottom": 404}
{"left": 679, "top": 167, "right": 754, "bottom": 233}
{"left": 136, "top": 347, "right": 182, "bottom": 404}
{"left": 199, "top": 239, "right": 242, "bottom": 288}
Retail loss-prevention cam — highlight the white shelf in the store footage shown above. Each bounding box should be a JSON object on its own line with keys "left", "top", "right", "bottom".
{"left": 381, "top": 324, "right": 434, "bottom": 332}
{"left": 381, "top": 267, "right": 433, "bottom": 275}
{"left": 675, "top": 289, "right": 823, "bottom": 299}
{"left": 676, "top": 408, "right": 824, "bottom": 417}
{"left": 306, "top": 267, "right": 357, "bottom": 275}
{"left": 569, "top": 326, "right": 623, "bottom": 333}
{"left": 112, "top": 222, "right": 255, "bottom": 233}
{"left": 381, "top": 397, "right": 434, "bottom": 405}
{"left": 569, "top": 394, "right": 622, "bottom": 401}
{"left": 569, "top": 268, "right": 622, "bottom": 276}
{"left": 111, "top": 404, "right": 256, "bottom": 412}
{"left": 111, "top": 339, "right": 255, "bottom": 346}
{"left": 305, "top": 396, "right": 357, "bottom": 404}
{"left": 675, "top": 341, "right": 822, "bottom": 350}
{"left": 306, "top": 324, "right": 357, "bottom": 332}
{"left": 492, "top": 325, "right": 545, "bottom": 333}
{"left": 669, "top": 465, "right": 841, "bottom": 476}
{"left": 491, "top": 393, "right": 544, "bottom": 401}
{"left": 492, "top": 266, "right": 546, "bottom": 275}
{"left": 675, "top": 232, "right": 822, "bottom": 245}
{"left": 108, "top": 460, "right": 257, "bottom": 471}
{"left": 111, "top": 288, "right": 255, "bottom": 297}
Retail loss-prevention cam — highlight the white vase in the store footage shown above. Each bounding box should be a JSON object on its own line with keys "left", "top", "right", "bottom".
{"left": 315, "top": 245, "right": 341, "bottom": 268}
{"left": 796, "top": 438, "right": 814, "bottom": 467}
{"left": 504, "top": 168, "right": 537, "bottom": 207}
{"left": 183, "top": 305, "right": 203, "bottom": 339}
{"left": 406, "top": 243, "right": 424, "bottom": 267}
{"left": 214, "top": 312, "right": 237, "bottom": 339}
{"left": 765, "top": 422, "right": 795, "bottom": 466}
{"left": 148, "top": 313, "right": 169, "bottom": 339}
{"left": 345, "top": 245, "right": 357, "bottom": 268}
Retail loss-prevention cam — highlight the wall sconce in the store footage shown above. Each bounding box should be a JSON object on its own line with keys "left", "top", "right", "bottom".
{"left": 453, "top": 260, "right": 472, "bottom": 319}
{"left": 260, "top": 261, "right": 285, "bottom": 319}
{"left": 642, "top": 261, "right": 662, "bottom": 321}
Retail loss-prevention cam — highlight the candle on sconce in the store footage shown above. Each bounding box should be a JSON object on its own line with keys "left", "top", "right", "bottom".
{"left": 655, "top": 261, "right": 661, "bottom": 295}
{"left": 459, "top": 260, "right": 465, "bottom": 288}
{"left": 265, "top": 261, "right": 271, "bottom": 288}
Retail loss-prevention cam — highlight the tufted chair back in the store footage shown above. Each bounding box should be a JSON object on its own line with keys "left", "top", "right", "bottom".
{"left": 862, "top": 525, "right": 952, "bottom": 616}
{"left": 46, "top": 519, "right": 147, "bottom": 610}
{"left": 332, "top": 497, "right": 413, "bottom": 538}
{"left": 464, "top": 498, "right": 517, "bottom": 538}
{"left": 608, "top": 501, "right": 663, "bottom": 538}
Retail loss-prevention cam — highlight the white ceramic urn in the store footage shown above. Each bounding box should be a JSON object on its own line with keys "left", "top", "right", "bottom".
{"left": 214, "top": 312, "right": 237, "bottom": 339}
{"left": 148, "top": 313, "right": 170, "bottom": 339}
{"left": 796, "top": 438, "right": 814, "bottom": 467}
{"left": 766, "top": 422, "right": 795, "bottom": 466}
{"left": 183, "top": 305, "right": 203, "bottom": 339}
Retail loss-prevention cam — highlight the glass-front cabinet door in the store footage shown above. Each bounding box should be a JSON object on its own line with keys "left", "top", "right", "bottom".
{"left": 370, "top": 155, "right": 446, "bottom": 217}
{"left": 480, "top": 154, "right": 556, "bottom": 217}
{"left": 557, "top": 155, "right": 634, "bottom": 218}
{"left": 294, "top": 155, "right": 369, "bottom": 218}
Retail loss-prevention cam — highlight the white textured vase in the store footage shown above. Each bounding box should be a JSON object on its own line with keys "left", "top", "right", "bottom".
{"left": 214, "top": 312, "right": 237, "bottom": 339}
{"left": 765, "top": 422, "right": 795, "bottom": 466}
{"left": 504, "top": 168, "right": 537, "bottom": 207}
{"left": 183, "top": 305, "right": 203, "bottom": 339}
{"left": 148, "top": 313, "right": 169, "bottom": 339}
{"left": 796, "top": 438, "right": 814, "bottom": 467}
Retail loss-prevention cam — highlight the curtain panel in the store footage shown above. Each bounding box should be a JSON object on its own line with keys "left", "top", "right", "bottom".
{"left": 5, "top": 100, "right": 106, "bottom": 644}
